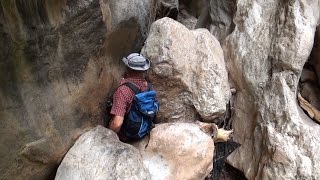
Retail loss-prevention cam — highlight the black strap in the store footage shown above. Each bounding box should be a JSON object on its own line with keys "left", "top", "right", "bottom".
{"left": 122, "top": 82, "right": 141, "bottom": 94}
{"left": 147, "top": 82, "right": 152, "bottom": 91}
{"left": 122, "top": 81, "right": 154, "bottom": 94}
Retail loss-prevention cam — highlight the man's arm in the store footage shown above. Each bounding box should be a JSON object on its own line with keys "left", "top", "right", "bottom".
{"left": 109, "top": 115, "right": 124, "bottom": 133}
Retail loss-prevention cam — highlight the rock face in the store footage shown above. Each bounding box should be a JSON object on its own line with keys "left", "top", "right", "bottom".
{"left": 207, "top": 0, "right": 237, "bottom": 42}
{"left": 179, "top": 0, "right": 207, "bottom": 18}
{"left": 224, "top": 0, "right": 320, "bottom": 179}
{"left": 0, "top": 0, "right": 156, "bottom": 179}
{"left": 156, "top": 0, "right": 179, "bottom": 20}
{"left": 55, "top": 126, "right": 150, "bottom": 180}
{"left": 133, "top": 123, "right": 214, "bottom": 180}
{"left": 177, "top": 9, "right": 198, "bottom": 30}
{"left": 142, "top": 17, "right": 230, "bottom": 123}
{"left": 190, "top": 0, "right": 236, "bottom": 43}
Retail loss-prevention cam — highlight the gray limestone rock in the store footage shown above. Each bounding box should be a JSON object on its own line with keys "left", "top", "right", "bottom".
{"left": 133, "top": 123, "right": 214, "bottom": 180}
{"left": 195, "top": 0, "right": 237, "bottom": 43}
{"left": 55, "top": 126, "right": 150, "bottom": 180}
{"left": 207, "top": 0, "right": 237, "bottom": 42}
{"left": 142, "top": 17, "right": 230, "bottom": 123}
{"left": 224, "top": 0, "right": 320, "bottom": 179}
{"left": 155, "top": 0, "right": 179, "bottom": 20}
{"left": 177, "top": 9, "right": 197, "bottom": 30}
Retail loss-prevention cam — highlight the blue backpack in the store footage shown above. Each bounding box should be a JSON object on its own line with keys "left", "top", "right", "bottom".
{"left": 121, "top": 82, "right": 159, "bottom": 140}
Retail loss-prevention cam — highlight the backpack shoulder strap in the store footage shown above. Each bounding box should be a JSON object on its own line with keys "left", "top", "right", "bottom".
{"left": 147, "top": 82, "right": 153, "bottom": 91}
{"left": 122, "top": 82, "right": 141, "bottom": 94}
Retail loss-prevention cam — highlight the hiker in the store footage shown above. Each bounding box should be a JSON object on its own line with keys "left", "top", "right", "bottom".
{"left": 109, "top": 53, "right": 159, "bottom": 141}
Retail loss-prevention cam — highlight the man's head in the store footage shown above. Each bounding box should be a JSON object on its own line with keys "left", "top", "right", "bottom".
{"left": 122, "top": 53, "right": 150, "bottom": 71}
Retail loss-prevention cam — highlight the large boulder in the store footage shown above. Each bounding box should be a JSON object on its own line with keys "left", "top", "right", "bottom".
{"left": 55, "top": 126, "right": 150, "bottom": 180}
{"left": 142, "top": 17, "right": 230, "bottom": 123}
{"left": 224, "top": 0, "right": 320, "bottom": 179}
{"left": 133, "top": 123, "right": 214, "bottom": 180}
{"left": 0, "top": 0, "right": 156, "bottom": 179}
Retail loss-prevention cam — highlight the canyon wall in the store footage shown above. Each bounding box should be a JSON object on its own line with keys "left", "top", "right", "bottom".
{"left": 224, "top": 0, "right": 320, "bottom": 179}
{"left": 0, "top": 0, "right": 156, "bottom": 179}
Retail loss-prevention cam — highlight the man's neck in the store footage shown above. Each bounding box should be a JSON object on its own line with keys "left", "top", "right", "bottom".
{"left": 125, "top": 72, "right": 145, "bottom": 79}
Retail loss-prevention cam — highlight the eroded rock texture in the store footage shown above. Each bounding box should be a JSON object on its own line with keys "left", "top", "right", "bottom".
{"left": 55, "top": 126, "right": 150, "bottom": 180}
{"left": 186, "top": 0, "right": 237, "bottom": 43}
{"left": 156, "top": 0, "right": 179, "bottom": 20}
{"left": 133, "top": 123, "right": 214, "bottom": 180}
{"left": 142, "top": 18, "right": 230, "bottom": 123}
{"left": 0, "top": 0, "right": 156, "bottom": 179}
{"left": 179, "top": 0, "right": 207, "bottom": 18}
{"left": 177, "top": 8, "right": 198, "bottom": 30}
{"left": 206, "top": 0, "right": 237, "bottom": 43}
{"left": 224, "top": 0, "right": 320, "bottom": 179}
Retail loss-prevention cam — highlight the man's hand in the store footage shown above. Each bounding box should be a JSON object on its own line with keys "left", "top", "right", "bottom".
{"left": 109, "top": 115, "right": 124, "bottom": 133}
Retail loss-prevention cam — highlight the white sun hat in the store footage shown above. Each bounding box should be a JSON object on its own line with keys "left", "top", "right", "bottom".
{"left": 122, "top": 53, "right": 150, "bottom": 71}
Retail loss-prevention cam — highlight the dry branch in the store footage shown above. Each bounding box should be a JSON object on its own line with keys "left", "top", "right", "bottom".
{"left": 197, "top": 121, "right": 233, "bottom": 143}
{"left": 298, "top": 93, "right": 320, "bottom": 123}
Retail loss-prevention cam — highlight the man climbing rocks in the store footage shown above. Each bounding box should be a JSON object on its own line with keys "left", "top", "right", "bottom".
{"left": 109, "top": 53, "right": 159, "bottom": 141}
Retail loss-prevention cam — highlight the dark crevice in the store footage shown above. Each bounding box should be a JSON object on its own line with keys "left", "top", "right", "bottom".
{"left": 183, "top": 0, "right": 237, "bottom": 43}
{"left": 298, "top": 25, "right": 320, "bottom": 124}
{"left": 206, "top": 91, "right": 247, "bottom": 180}
{"left": 206, "top": 142, "right": 246, "bottom": 180}
{"left": 156, "top": 1, "right": 179, "bottom": 20}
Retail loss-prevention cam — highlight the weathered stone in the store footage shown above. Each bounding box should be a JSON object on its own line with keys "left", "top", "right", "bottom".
{"left": 55, "top": 126, "right": 150, "bottom": 180}
{"left": 179, "top": 0, "right": 207, "bottom": 18}
{"left": 224, "top": 0, "right": 320, "bottom": 179}
{"left": 207, "top": 0, "right": 237, "bottom": 42}
{"left": 142, "top": 17, "right": 230, "bottom": 123}
{"left": 177, "top": 9, "right": 197, "bottom": 30}
{"left": 0, "top": 0, "right": 156, "bottom": 179}
{"left": 156, "top": 0, "right": 179, "bottom": 20}
{"left": 134, "top": 123, "right": 214, "bottom": 180}
{"left": 195, "top": 0, "right": 237, "bottom": 43}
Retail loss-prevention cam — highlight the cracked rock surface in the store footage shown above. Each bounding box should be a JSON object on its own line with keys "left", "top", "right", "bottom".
{"left": 224, "top": 0, "right": 320, "bottom": 179}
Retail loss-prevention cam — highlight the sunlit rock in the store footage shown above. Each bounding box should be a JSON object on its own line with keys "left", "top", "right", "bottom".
{"left": 133, "top": 123, "right": 214, "bottom": 180}
{"left": 224, "top": 0, "right": 320, "bottom": 179}
{"left": 55, "top": 126, "right": 150, "bottom": 180}
{"left": 142, "top": 17, "right": 230, "bottom": 123}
